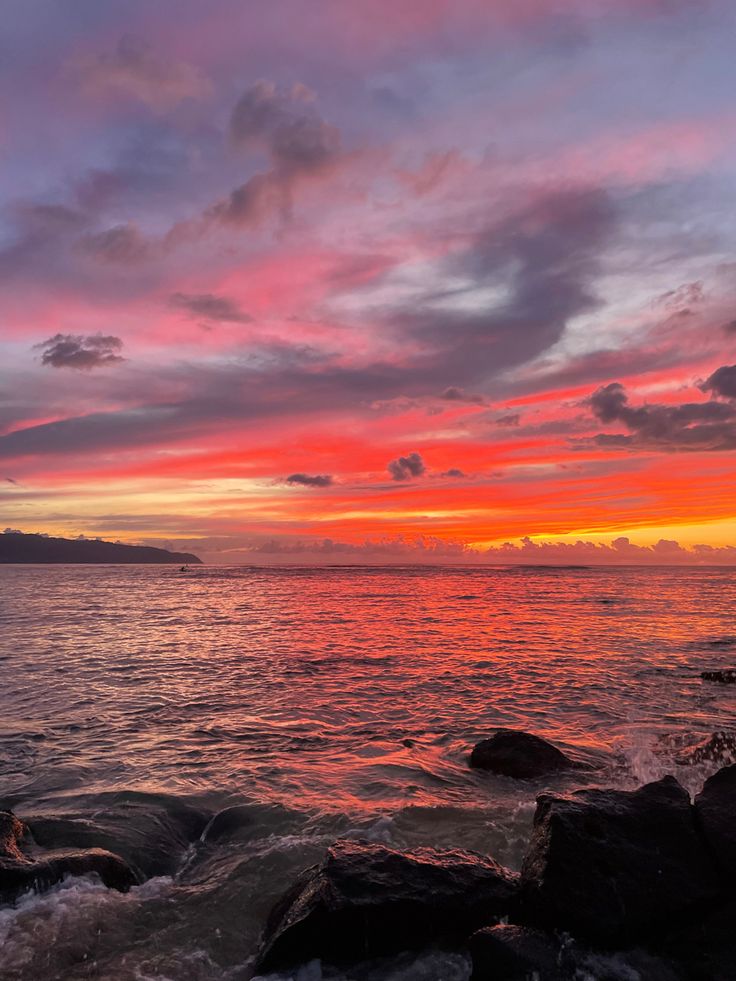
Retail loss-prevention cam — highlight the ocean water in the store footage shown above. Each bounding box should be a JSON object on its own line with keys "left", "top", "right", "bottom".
{"left": 1, "top": 564, "right": 735, "bottom": 980}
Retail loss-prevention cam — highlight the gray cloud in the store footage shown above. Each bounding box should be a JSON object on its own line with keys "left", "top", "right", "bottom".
{"left": 588, "top": 379, "right": 736, "bottom": 451}
{"left": 73, "top": 35, "right": 212, "bottom": 110}
{"left": 212, "top": 81, "right": 342, "bottom": 228}
{"left": 35, "top": 333, "right": 125, "bottom": 370}
{"left": 387, "top": 451, "right": 426, "bottom": 481}
{"left": 80, "top": 223, "right": 152, "bottom": 264}
{"left": 702, "top": 364, "right": 736, "bottom": 400}
{"left": 439, "top": 386, "right": 485, "bottom": 404}
{"left": 285, "top": 473, "right": 334, "bottom": 487}
{"left": 394, "top": 187, "right": 617, "bottom": 388}
{"left": 170, "top": 292, "right": 252, "bottom": 324}
{"left": 440, "top": 468, "right": 466, "bottom": 478}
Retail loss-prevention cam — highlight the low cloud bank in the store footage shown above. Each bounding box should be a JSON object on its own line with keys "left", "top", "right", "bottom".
{"left": 146, "top": 533, "right": 736, "bottom": 566}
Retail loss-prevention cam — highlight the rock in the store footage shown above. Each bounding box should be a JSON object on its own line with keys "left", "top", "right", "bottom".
{"left": 0, "top": 847, "right": 138, "bottom": 902}
{"left": 468, "top": 924, "right": 568, "bottom": 980}
{"left": 676, "top": 732, "right": 736, "bottom": 767}
{"left": 27, "top": 792, "right": 210, "bottom": 878}
{"left": 701, "top": 670, "right": 736, "bottom": 684}
{"left": 255, "top": 839, "right": 518, "bottom": 973}
{"left": 0, "top": 811, "right": 26, "bottom": 860}
{"left": 695, "top": 763, "right": 736, "bottom": 878}
{"left": 201, "top": 802, "right": 304, "bottom": 845}
{"left": 519, "top": 776, "right": 719, "bottom": 943}
{"left": 469, "top": 730, "right": 576, "bottom": 779}
{"left": 654, "top": 897, "right": 736, "bottom": 981}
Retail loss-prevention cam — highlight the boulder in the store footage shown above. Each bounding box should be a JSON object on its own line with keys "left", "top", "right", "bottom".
{"left": 676, "top": 732, "right": 736, "bottom": 767}
{"left": 26, "top": 792, "right": 210, "bottom": 878}
{"left": 519, "top": 776, "right": 719, "bottom": 943}
{"left": 468, "top": 924, "right": 568, "bottom": 980}
{"left": 1, "top": 847, "right": 138, "bottom": 902}
{"left": 694, "top": 763, "right": 736, "bottom": 878}
{"left": 254, "top": 839, "right": 518, "bottom": 973}
{"left": 701, "top": 670, "right": 736, "bottom": 684}
{"left": 469, "top": 730, "right": 576, "bottom": 779}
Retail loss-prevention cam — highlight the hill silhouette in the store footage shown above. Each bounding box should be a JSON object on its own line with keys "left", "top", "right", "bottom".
{"left": 0, "top": 532, "right": 202, "bottom": 565}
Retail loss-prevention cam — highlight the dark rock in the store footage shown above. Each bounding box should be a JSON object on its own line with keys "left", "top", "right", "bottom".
{"left": 468, "top": 924, "right": 568, "bottom": 980}
{"left": 676, "top": 732, "right": 736, "bottom": 767}
{"left": 255, "top": 838, "right": 518, "bottom": 973}
{"left": 201, "top": 802, "right": 304, "bottom": 845}
{"left": 655, "top": 897, "right": 736, "bottom": 981}
{"left": 0, "top": 811, "right": 26, "bottom": 860}
{"left": 0, "top": 847, "right": 138, "bottom": 902}
{"left": 695, "top": 763, "right": 736, "bottom": 879}
{"left": 519, "top": 776, "right": 719, "bottom": 943}
{"left": 27, "top": 793, "right": 210, "bottom": 878}
{"left": 469, "top": 729, "right": 576, "bottom": 779}
{"left": 701, "top": 670, "right": 736, "bottom": 684}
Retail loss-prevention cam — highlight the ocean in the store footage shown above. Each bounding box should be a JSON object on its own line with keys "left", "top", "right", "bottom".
{"left": 1, "top": 564, "right": 735, "bottom": 980}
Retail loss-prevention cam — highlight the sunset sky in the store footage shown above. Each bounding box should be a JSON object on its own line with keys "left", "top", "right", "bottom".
{"left": 2, "top": 0, "right": 736, "bottom": 563}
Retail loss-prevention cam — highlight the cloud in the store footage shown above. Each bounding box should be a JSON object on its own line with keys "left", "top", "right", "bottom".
{"left": 285, "top": 473, "right": 334, "bottom": 487}
{"left": 73, "top": 35, "right": 212, "bottom": 110}
{"left": 211, "top": 81, "right": 342, "bottom": 229}
{"left": 723, "top": 320, "right": 736, "bottom": 335}
{"left": 387, "top": 451, "right": 426, "bottom": 481}
{"left": 588, "top": 378, "right": 736, "bottom": 451}
{"left": 4, "top": 477, "right": 19, "bottom": 486}
{"left": 440, "top": 468, "right": 466, "bottom": 478}
{"left": 439, "top": 386, "right": 485, "bottom": 404}
{"left": 34, "top": 333, "right": 125, "bottom": 370}
{"left": 702, "top": 364, "right": 736, "bottom": 400}
{"left": 495, "top": 413, "right": 521, "bottom": 426}
{"left": 80, "top": 223, "right": 152, "bottom": 264}
{"left": 170, "top": 292, "right": 252, "bottom": 324}
{"left": 393, "top": 187, "right": 617, "bottom": 387}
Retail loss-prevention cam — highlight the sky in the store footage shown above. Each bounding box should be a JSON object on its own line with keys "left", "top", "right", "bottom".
{"left": 1, "top": 0, "right": 736, "bottom": 564}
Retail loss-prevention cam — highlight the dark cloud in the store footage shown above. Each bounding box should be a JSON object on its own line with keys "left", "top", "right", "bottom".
{"left": 212, "top": 81, "right": 342, "bottom": 228}
{"left": 587, "top": 379, "right": 736, "bottom": 451}
{"left": 396, "top": 187, "right": 617, "bottom": 386}
{"left": 4, "top": 477, "right": 19, "bottom": 485}
{"left": 73, "top": 35, "right": 211, "bottom": 110}
{"left": 285, "top": 473, "right": 334, "bottom": 487}
{"left": 387, "top": 451, "right": 426, "bottom": 481}
{"left": 34, "top": 333, "right": 125, "bottom": 370}
{"left": 229, "top": 81, "right": 340, "bottom": 175}
{"left": 440, "top": 468, "right": 466, "bottom": 478}
{"left": 723, "top": 320, "right": 736, "bottom": 334}
{"left": 170, "top": 292, "right": 252, "bottom": 324}
{"left": 702, "top": 364, "right": 736, "bottom": 400}
{"left": 80, "top": 223, "right": 152, "bottom": 264}
{"left": 495, "top": 413, "right": 521, "bottom": 426}
{"left": 439, "top": 386, "right": 485, "bottom": 404}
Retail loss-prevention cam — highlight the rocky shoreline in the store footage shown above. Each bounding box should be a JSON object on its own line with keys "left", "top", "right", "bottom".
{"left": 2, "top": 732, "right": 735, "bottom": 980}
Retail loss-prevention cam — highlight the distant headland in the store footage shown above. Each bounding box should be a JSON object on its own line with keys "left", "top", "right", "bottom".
{"left": 0, "top": 531, "right": 202, "bottom": 565}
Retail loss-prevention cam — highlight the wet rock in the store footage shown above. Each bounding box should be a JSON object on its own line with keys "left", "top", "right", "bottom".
{"left": 201, "top": 802, "right": 305, "bottom": 845}
{"left": 0, "top": 847, "right": 138, "bottom": 902}
{"left": 255, "top": 838, "right": 518, "bottom": 973}
{"left": 27, "top": 792, "right": 210, "bottom": 878}
{"left": 519, "top": 776, "right": 719, "bottom": 943}
{"left": 469, "top": 730, "right": 576, "bottom": 779}
{"left": 0, "top": 810, "right": 26, "bottom": 860}
{"left": 701, "top": 669, "right": 736, "bottom": 684}
{"left": 655, "top": 897, "right": 736, "bottom": 981}
{"left": 695, "top": 763, "right": 736, "bottom": 878}
{"left": 468, "top": 924, "right": 568, "bottom": 980}
{"left": 676, "top": 731, "right": 736, "bottom": 767}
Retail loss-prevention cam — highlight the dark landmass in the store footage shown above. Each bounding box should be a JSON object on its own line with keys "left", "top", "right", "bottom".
{"left": 0, "top": 532, "right": 202, "bottom": 565}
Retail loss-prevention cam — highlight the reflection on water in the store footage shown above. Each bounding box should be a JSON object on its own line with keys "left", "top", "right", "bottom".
{"left": 1, "top": 564, "right": 735, "bottom": 979}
